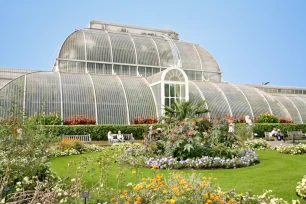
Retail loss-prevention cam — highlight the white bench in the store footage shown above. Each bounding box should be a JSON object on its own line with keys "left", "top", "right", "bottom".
{"left": 62, "top": 134, "right": 92, "bottom": 143}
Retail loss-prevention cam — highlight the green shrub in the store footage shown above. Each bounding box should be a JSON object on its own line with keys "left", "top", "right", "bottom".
{"left": 42, "top": 124, "right": 152, "bottom": 140}
{"left": 252, "top": 123, "right": 306, "bottom": 137}
{"left": 257, "top": 112, "right": 279, "bottom": 123}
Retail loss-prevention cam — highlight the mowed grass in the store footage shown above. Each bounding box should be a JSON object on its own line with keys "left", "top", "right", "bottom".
{"left": 50, "top": 150, "right": 306, "bottom": 202}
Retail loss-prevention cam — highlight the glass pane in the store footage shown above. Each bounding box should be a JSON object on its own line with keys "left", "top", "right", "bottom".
{"left": 152, "top": 67, "right": 160, "bottom": 75}
{"left": 114, "top": 65, "right": 121, "bottom": 75}
{"left": 176, "top": 84, "right": 181, "bottom": 97}
{"left": 195, "top": 71, "right": 202, "bottom": 80}
{"left": 170, "top": 84, "right": 175, "bottom": 97}
{"left": 165, "top": 97, "right": 169, "bottom": 107}
{"left": 105, "top": 64, "right": 112, "bottom": 75}
{"left": 164, "top": 84, "right": 169, "bottom": 97}
{"left": 130, "top": 66, "right": 137, "bottom": 76}
{"left": 146, "top": 67, "right": 153, "bottom": 77}
{"left": 181, "top": 85, "right": 185, "bottom": 98}
{"left": 87, "top": 63, "right": 95, "bottom": 73}
{"left": 122, "top": 65, "right": 129, "bottom": 76}
{"left": 170, "top": 98, "right": 175, "bottom": 107}
{"left": 59, "top": 60, "right": 68, "bottom": 72}
{"left": 96, "top": 63, "right": 104, "bottom": 74}
{"left": 138, "top": 67, "right": 146, "bottom": 77}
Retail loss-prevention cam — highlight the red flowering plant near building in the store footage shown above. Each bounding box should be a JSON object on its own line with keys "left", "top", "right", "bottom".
{"left": 131, "top": 115, "right": 158, "bottom": 124}
{"left": 64, "top": 115, "right": 96, "bottom": 125}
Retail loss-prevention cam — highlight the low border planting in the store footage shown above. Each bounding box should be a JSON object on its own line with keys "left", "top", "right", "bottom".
{"left": 276, "top": 143, "right": 306, "bottom": 155}
{"left": 145, "top": 150, "right": 258, "bottom": 169}
{"left": 296, "top": 175, "right": 306, "bottom": 199}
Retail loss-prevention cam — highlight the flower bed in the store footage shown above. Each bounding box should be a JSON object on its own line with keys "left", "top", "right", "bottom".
{"left": 113, "top": 172, "right": 289, "bottom": 204}
{"left": 145, "top": 150, "right": 258, "bottom": 169}
{"left": 296, "top": 175, "right": 306, "bottom": 199}
{"left": 276, "top": 143, "right": 306, "bottom": 155}
{"left": 244, "top": 138, "right": 272, "bottom": 150}
{"left": 47, "top": 143, "right": 104, "bottom": 157}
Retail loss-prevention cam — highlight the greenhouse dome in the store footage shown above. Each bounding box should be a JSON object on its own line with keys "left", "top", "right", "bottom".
{"left": 1, "top": 20, "right": 306, "bottom": 124}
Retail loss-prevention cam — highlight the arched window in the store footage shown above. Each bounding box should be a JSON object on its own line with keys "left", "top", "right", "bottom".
{"left": 162, "top": 68, "right": 188, "bottom": 109}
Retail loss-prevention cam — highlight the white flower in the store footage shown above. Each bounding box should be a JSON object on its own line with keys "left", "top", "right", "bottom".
{"left": 71, "top": 178, "right": 76, "bottom": 182}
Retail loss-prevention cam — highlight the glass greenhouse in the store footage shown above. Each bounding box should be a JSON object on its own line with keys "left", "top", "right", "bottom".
{"left": 1, "top": 20, "right": 306, "bottom": 124}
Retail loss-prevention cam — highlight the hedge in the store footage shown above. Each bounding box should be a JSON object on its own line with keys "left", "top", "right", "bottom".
{"left": 10, "top": 123, "right": 306, "bottom": 141}
{"left": 41, "top": 124, "right": 162, "bottom": 140}
{"left": 235, "top": 123, "right": 306, "bottom": 137}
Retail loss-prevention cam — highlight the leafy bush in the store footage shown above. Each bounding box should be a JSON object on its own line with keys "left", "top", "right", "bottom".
{"left": 173, "top": 142, "right": 205, "bottom": 160}
{"left": 257, "top": 112, "right": 279, "bottom": 123}
{"left": 0, "top": 116, "right": 58, "bottom": 188}
{"left": 159, "top": 119, "right": 204, "bottom": 160}
{"left": 196, "top": 117, "right": 213, "bottom": 133}
{"left": 29, "top": 112, "right": 62, "bottom": 125}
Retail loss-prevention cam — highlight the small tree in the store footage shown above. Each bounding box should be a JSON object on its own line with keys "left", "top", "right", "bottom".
{"left": 161, "top": 100, "right": 209, "bottom": 126}
{"left": 257, "top": 112, "right": 279, "bottom": 123}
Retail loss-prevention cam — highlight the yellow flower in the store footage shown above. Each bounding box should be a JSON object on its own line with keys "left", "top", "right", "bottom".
{"left": 123, "top": 189, "right": 128, "bottom": 195}
{"left": 151, "top": 165, "right": 159, "bottom": 170}
{"left": 163, "top": 190, "right": 168, "bottom": 194}
{"left": 170, "top": 198, "right": 176, "bottom": 203}
{"left": 110, "top": 197, "right": 115, "bottom": 202}
{"left": 202, "top": 176, "right": 206, "bottom": 180}
{"left": 136, "top": 197, "right": 142, "bottom": 202}
{"left": 125, "top": 202, "right": 130, "bottom": 204}
{"left": 179, "top": 179, "right": 186, "bottom": 185}
{"left": 214, "top": 177, "right": 218, "bottom": 181}
{"left": 142, "top": 178, "right": 146, "bottom": 181}
{"left": 120, "top": 194, "right": 125, "bottom": 199}
{"left": 239, "top": 193, "right": 243, "bottom": 197}
{"left": 132, "top": 170, "right": 136, "bottom": 174}
{"left": 218, "top": 192, "right": 224, "bottom": 196}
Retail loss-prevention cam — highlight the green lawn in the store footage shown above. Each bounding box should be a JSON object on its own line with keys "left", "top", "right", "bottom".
{"left": 50, "top": 150, "right": 306, "bottom": 202}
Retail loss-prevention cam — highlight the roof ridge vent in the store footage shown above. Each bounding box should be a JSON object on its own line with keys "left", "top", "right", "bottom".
{"left": 88, "top": 20, "right": 179, "bottom": 40}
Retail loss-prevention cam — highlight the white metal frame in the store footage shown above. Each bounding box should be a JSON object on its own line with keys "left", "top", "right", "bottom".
{"left": 88, "top": 74, "right": 98, "bottom": 124}
{"left": 209, "top": 82, "right": 233, "bottom": 117}
{"left": 229, "top": 83, "right": 254, "bottom": 118}
{"left": 189, "top": 81, "right": 211, "bottom": 119}
{"left": 116, "top": 76, "right": 130, "bottom": 124}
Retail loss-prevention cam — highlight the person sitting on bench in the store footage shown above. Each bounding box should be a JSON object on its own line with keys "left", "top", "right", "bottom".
{"left": 269, "top": 128, "right": 277, "bottom": 140}
{"left": 276, "top": 129, "right": 285, "bottom": 141}
{"left": 117, "top": 130, "right": 124, "bottom": 142}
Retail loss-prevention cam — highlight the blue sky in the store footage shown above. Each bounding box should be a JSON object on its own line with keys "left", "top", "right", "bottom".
{"left": 1, "top": 0, "right": 306, "bottom": 87}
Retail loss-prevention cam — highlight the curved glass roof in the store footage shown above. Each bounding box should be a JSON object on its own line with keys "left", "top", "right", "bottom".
{"left": 1, "top": 71, "right": 306, "bottom": 124}
{"left": 58, "top": 29, "right": 220, "bottom": 73}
